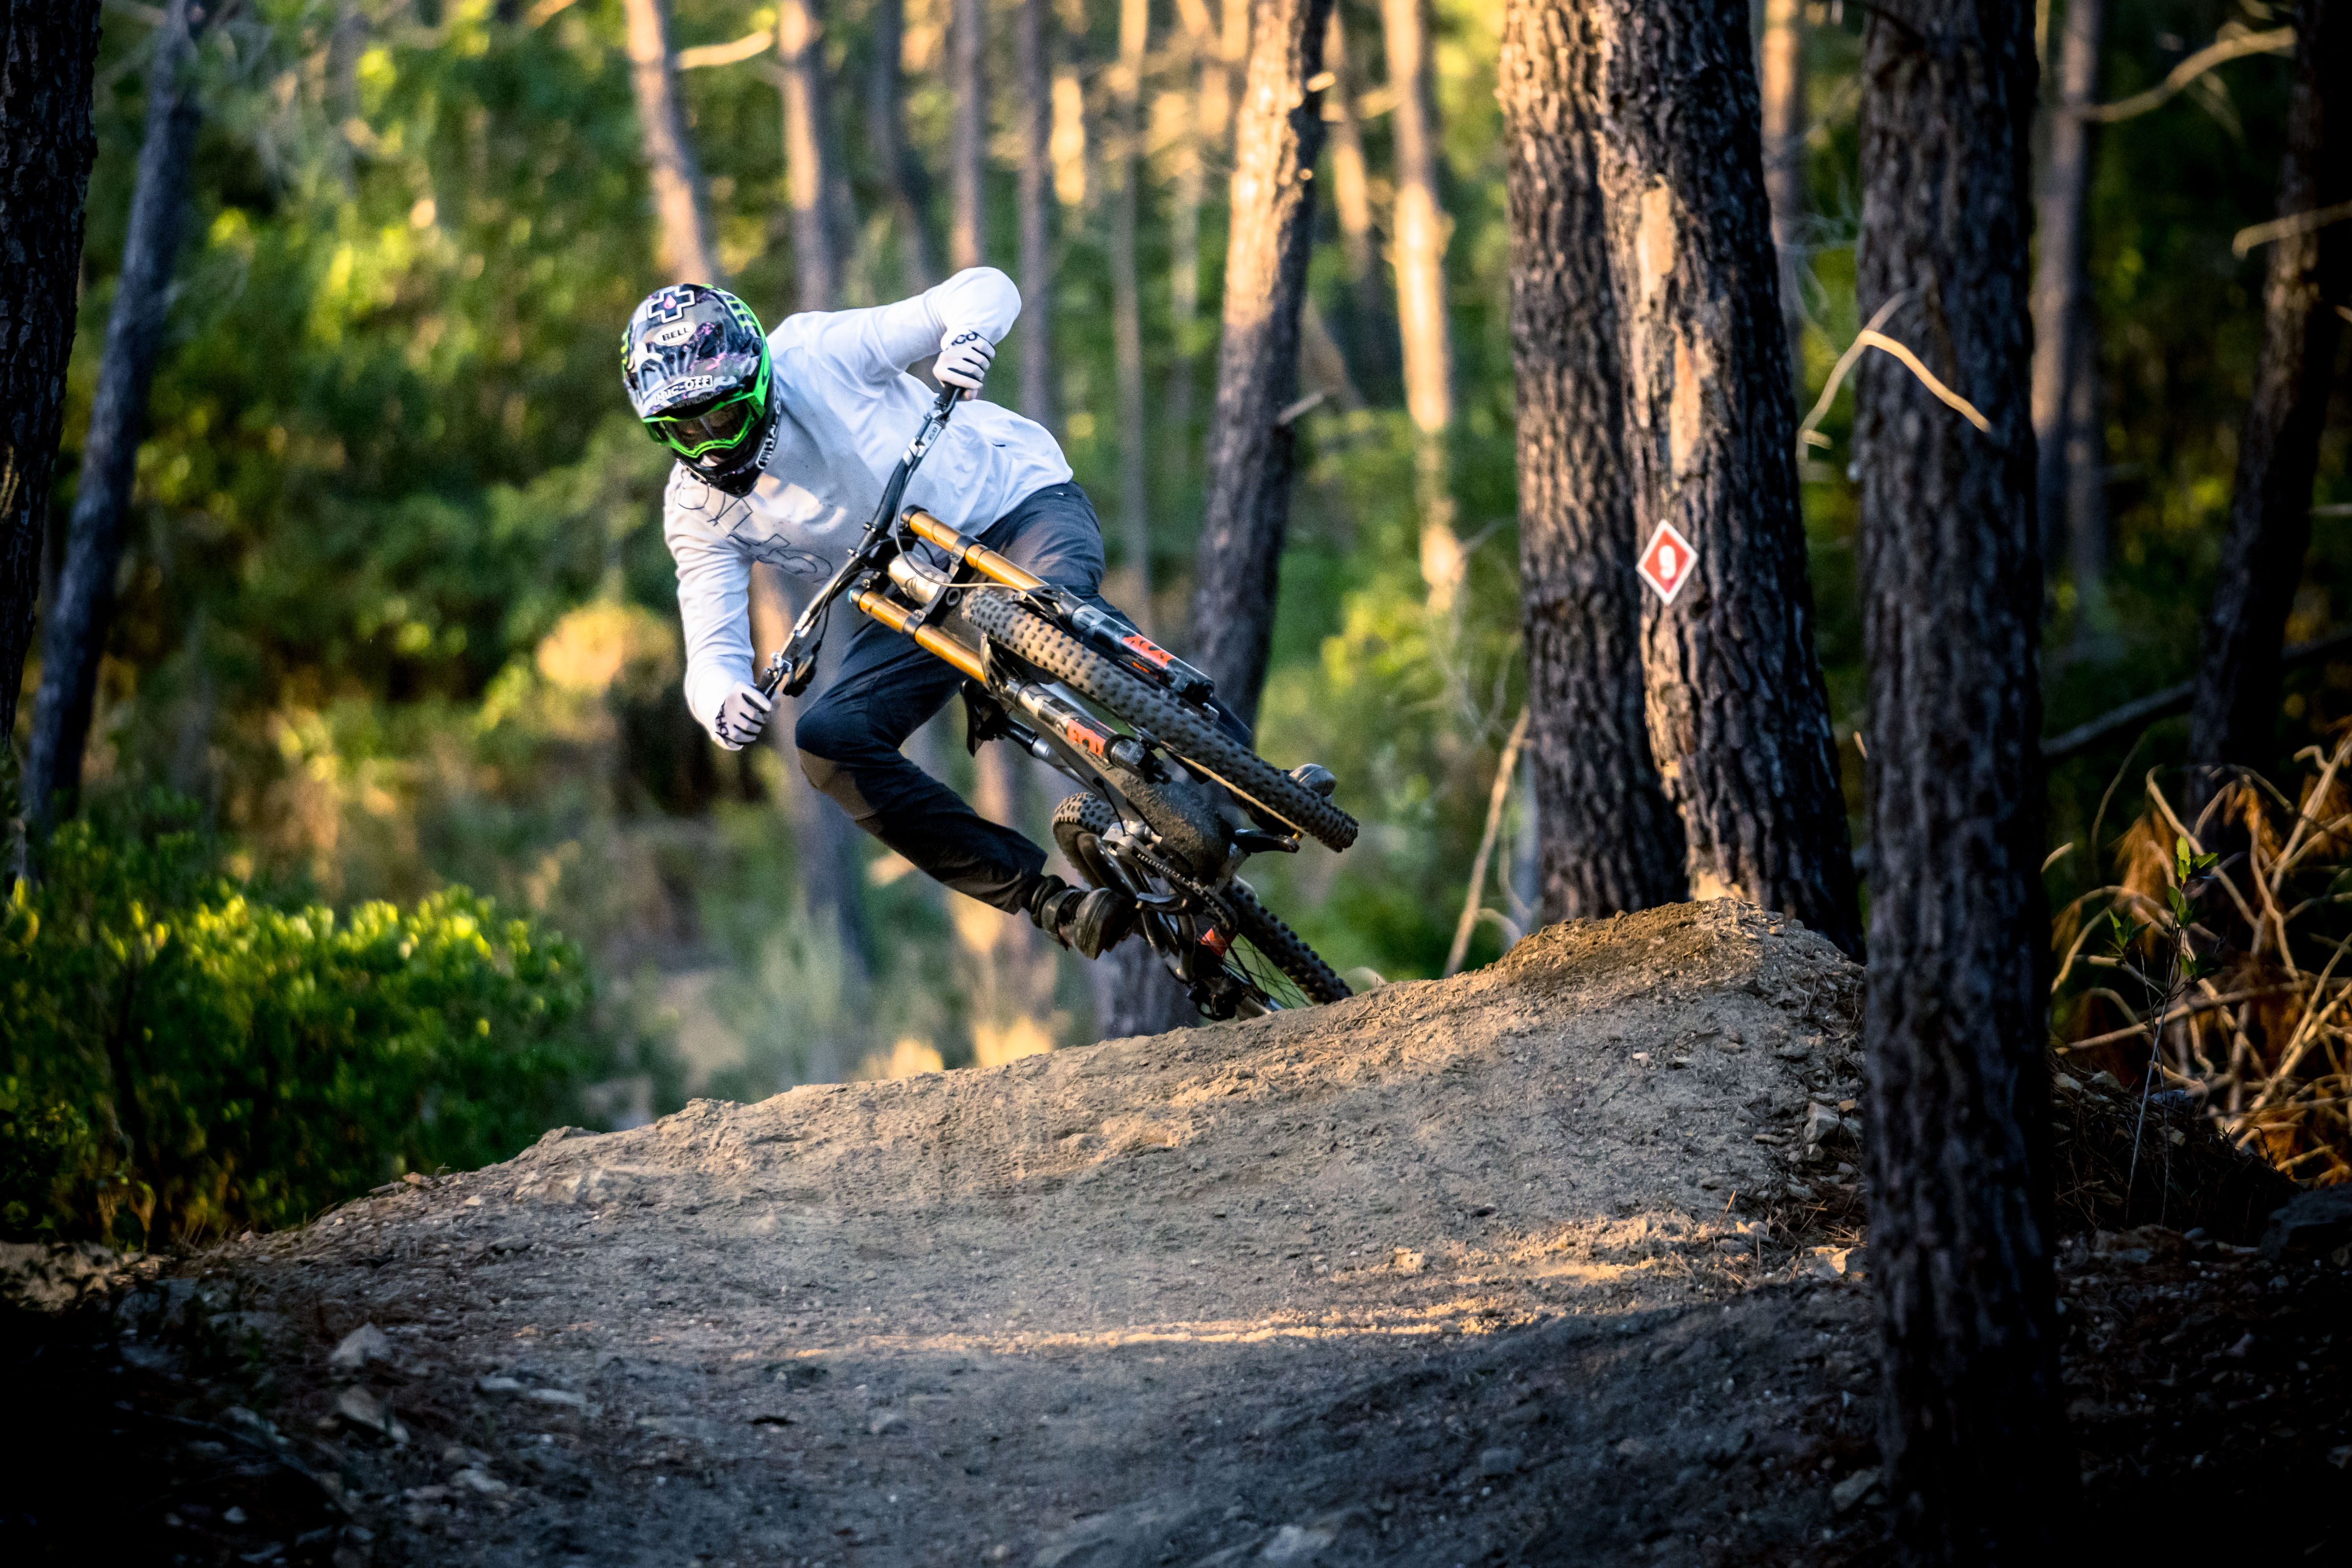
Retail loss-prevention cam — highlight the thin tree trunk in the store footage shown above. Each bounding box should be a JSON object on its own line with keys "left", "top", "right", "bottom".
{"left": 1588, "top": 0, "right": 1861, "bottom": 956}
{"left": 1852, "top": 2, "right": 2071, "bottom": 1558}
{"left": 1499, "top": 0, "right": 1685, "bottom": 924}
{"left": 750, "top": 566, "right": 875, "bottom": 982}
{"left": 622, "top": 0, "right": 721, "bottom": 285}
{"left": 2190, "top": 0, "right": 2350, "bottom": 772}
{"left": 1187, "top": 0, "right": 1338, "bottom": 729}
{"left": 869, "top": 0, "right": 938, "bottom": 291}
{"left": 1168, "top": 18, "right": 1207, "bottom": 477}
{"left": 1108, "top": 0, "right": 1153, "bottom": 631}
{"left": 1758, "top": 0, "right": 1807, "bottom": 348}
{"left": 1379, "top": 0, "right": 1461, "bottom": 612}
{"left": 777, "top": 0, "right": 838, "bottom": 311}
{"left": 1015, "top": 0, "right": 1056, "bottom": 427}
{"left": 2031, "top": 0, "right": 2107, "bottom": 630}
{"left": 950, "top": 0, "right": 987, "bottom": 271}
{"left": 26, "top": 0, "right": 213, "bottom": 827}
{"left": 1323, "top": 4, "right": 1388, "bottom": 390}
{"left": 0, "top": 0, "right": 101, "bottom": 748}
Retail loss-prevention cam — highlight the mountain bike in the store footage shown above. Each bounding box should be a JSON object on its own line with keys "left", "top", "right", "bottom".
{"left": 759, "top": 388, "right": 1357, "bottom": 1019}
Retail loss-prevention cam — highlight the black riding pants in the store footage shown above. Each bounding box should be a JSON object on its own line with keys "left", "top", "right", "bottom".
{"left": 793, "top": 481, "right": 1119, "bottom": 914}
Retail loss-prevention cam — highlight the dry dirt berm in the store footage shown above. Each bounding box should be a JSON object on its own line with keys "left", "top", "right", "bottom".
{"left": 8, "top": 899, "right": 2345, "bottom": 1566}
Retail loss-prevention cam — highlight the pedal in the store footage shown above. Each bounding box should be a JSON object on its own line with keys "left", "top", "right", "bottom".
{"left": 1288, "top": 763, "right": 1338, "bottom": 799}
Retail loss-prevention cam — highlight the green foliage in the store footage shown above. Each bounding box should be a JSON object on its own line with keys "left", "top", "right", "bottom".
{"left": 0, "top": 798, "right": 615, "bottom": 1245}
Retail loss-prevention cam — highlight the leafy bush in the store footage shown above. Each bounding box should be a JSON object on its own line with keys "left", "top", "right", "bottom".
{"left": 0, "top": 798, "right": 618, "bottom": 1245}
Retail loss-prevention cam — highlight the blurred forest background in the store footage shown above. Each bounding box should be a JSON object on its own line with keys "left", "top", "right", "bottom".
{"left": 4, "top": 0, "right": 2345, "bottom": 1237}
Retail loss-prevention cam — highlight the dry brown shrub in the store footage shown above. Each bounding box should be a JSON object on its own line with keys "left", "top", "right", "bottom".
{"left": 2052, "top": 733, "right": 2352, "bottom": 1191}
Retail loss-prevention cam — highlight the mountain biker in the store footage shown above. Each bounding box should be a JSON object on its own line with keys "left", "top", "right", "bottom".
{"left": 622, "top": 270, "right": 1141, "bottom": 957}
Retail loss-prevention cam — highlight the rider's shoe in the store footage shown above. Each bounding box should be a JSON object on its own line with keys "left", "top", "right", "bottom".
{"left": 1288, "top": 762, "right": 1338, "bottom": 799}
{"left": 1024, "top": 874, "right": 1136, "bottom": 959}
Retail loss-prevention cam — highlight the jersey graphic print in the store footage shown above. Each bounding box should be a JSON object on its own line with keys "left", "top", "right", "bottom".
{"left": 667, "top": 464, "right": 852, "bottom": 581}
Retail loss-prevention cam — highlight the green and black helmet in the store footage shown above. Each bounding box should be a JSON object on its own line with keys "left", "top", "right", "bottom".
{"left": 621, "top": 284, "right": 777, "bottom": 497}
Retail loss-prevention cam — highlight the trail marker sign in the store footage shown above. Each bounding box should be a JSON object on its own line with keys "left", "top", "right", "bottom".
{"left": 1637, "top": 521, "right": 1697, "bottom": 606}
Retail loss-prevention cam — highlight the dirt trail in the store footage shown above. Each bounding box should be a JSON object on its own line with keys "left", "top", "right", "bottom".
{"left": 35, "top": 898, "right": 2339, "bottom": 1567}
{"left": 166, "top": 900, "right": 1892, "bottom": 1565}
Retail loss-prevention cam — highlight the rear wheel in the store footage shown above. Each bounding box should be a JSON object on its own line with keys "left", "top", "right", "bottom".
{"left": 1052, "top": 792, "right": 1351, "bottom": 1013}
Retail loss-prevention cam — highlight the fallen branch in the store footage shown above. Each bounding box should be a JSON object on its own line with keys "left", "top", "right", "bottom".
{"left": 2057, "top": 985, "right": 2301, "bottom": 1053}
{"left": 2040, "top": 628, "right": 2352, "bottom": 762}
{"left": 2234, "top": 200, "right": 2352, "bottom": 259}
{"left": 677, "top": 29, "right": 775, "bottom": 70}
{"left": 1444, "top": 707, "right": 1531, "bottom": 979}
{"left": 2078, "top": 26, "right": 2294, "bottom": 123}
{"left": 1794, "top": 294, "right": 1991, "bottom": 455}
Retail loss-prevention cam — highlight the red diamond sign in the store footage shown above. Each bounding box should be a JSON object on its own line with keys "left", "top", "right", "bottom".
{"left": 1637, "top": 521, "right": 1697, "bottom": 606}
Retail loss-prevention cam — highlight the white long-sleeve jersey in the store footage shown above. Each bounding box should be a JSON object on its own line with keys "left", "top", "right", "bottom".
{"left": 662, "top": 268, "right": 1072, "bottom": 738}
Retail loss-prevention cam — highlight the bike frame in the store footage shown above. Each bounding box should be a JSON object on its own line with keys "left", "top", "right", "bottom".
{"left": 753, "top": 388, "right": 1285, "bottom": 1010}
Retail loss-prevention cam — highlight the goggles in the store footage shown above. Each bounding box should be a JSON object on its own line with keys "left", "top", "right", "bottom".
{"left": 644, "top": 356, "right": 769, "bottom": 461}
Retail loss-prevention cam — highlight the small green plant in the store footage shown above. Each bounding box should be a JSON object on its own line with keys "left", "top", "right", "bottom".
{"left": 1, "top": 796, "right": 620, "bottom": 1245}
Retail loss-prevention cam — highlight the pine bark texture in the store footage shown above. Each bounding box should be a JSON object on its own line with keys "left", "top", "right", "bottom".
{"left": 777, "top": 0, "right": 839, "bottom": 311}
{"left": 2189, "top": 0, "right": 2350, "bottom": 770}
{"left": 1758, "top": 0, "right": 1806, "bottom": 347}
{"left": 1379, "top": 0, "right": 1462, "bottom": 609}
{"left": 1187, "top": 0, "right": 1336, "bottom": 729}
{"left": 1498, "top": 0, "right": 1686, "bottom": 924}
{"left": 1108, "top": 0, "right": 1152, "bottom": 627}
{"left": 2030, "top": 0, "right": 2108, "bottom": 618}
{"left": 868, "top": 0, "right": 938, "bottom": 290}
{"left": 622, "top": 0, "right": 721, "bottom": 285}
{"left": 950, "top": 0, "right": 987, "bottom": 271}
{"left": 0, "top": 0, "right": 101, "bottom": 747}
{"left": 1590, "top": 0, "right": 1861, "bottom": 956}
{"left": 1851, "top": 3, "right": 2071, "bottom": 1558}
{"left": 26, "top": 0, "right": 212, "bottom": 826}
{"left": 1014, "top": 0, "right": 1055, "bottom": 427}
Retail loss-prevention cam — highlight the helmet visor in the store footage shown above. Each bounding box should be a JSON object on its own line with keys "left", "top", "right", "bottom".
{"left": 645, "top": 359, "right": 769, "bottom": 461}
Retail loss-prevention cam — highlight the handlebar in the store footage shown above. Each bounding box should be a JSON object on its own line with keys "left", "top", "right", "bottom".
{"left": 760, "top": 383, "right": 962, "bottom": 698}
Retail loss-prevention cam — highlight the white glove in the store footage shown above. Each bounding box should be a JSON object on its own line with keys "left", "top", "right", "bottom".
{"left": 936, "top": 328, "right": 996, "bottom": 399}
{"left": 712, "top": 681, "right": 773, "bottom": 751}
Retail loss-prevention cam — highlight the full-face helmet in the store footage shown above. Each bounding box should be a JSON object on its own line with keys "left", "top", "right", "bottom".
{"left": 621, "top": 284, "right": 776, "bottom": 497}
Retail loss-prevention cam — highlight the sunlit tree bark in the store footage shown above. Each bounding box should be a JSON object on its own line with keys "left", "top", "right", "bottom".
{"left": 1188, "top": 0, "right": 1336, "bottom": 725}
{"left": 2031, "top": 0, "right": 2108, "bottom": 632}
{"left": 949, "top": 0, "right": 986, "bottom": 272}
{"left": 777, "top": 0, "right": 840, "bottom": 311}
{"left": 1587, "top": 0, "right": 1861, "bottom": 956}
{"left": 1379, "top": 0, "right": 1461, "bottom": 612}
{"left": 1015, "top": 0, "right": 1056, "bottom": 426}
{"left": 868, "top": 0, "right": 938, "bottom": 290}
{"left": 1107, "top": 0, "right": 1153, "bottom": 630}
{"left": 1322, "top": 4, "right": 1389, "bottom": 391}
{"left": 1499, "top": 0, "right": 1685, "bottom": 923}
{"left": 1758, "top": 0, "right": 1806, "bottom": 349}
{"left": 2190, "top": 0, "right": 2350, "bottom": 772}
{"left": 27, "top": 0, "right": 215, "bottom": 827}
{"left": 621, "top": 0, "right": 720, "bottom": 285}
{"left": 1852, "top": 1, "right": 2071, "bottom": 1557}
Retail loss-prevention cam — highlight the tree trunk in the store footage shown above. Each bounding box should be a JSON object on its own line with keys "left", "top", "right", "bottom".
{"left": 1587, "top": 0, "right": 1861, "bottom": 956}
{"left": 869, "top": 0, "right": 938, "bottom": 291}
{"left": 26, "top": 0, "right": 213, "bottom": 827}
{"left": 0, "top": 1, "right": 101, "bottom": 749}
{"left": 1379, "top": 0, "right": 1461, "bottom": 612}
{"left": 1852, "top": 2, "right": 2071, "bottom": 1558}
{"left": 1322, "top": 4, "right": 1389, "bottom": 391}
{"left": 966, "top": 734, "right": 1058, "bottom": 1064}
{"left": 949, "top": 0, "right": 987, "bottom": 271}
{"left": 777, "top": 0, "right": 839, "bottom": 312}
{"left": 1108, "top": 0, "right": 1153, "bottom": 631}
{"left": 1168, "top": 14, "right": 1208, "bottom": 481}
{"left": 1187, "top": 0, "right": 1337, "bottom": 729}
{"left": 1015, "top": 0, "right": 1055, "bottom": 427}
{"left": 2189, "top": 0, "right": 2350, "bottom": 772}
{"left": 750, "top": 565, "right": 875, "bottom": 982}
{"left": 1758, "top": 0, "right": 1806, "bottom": 349}
{"left": 1499, "top": 0, "right": 1685, "bottom": 925}
{"left": 2030, "top": 0, "right": 2108, "bottom": 631}
{"left": 622, "top": 0, "right": 721, "bottom": 285}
